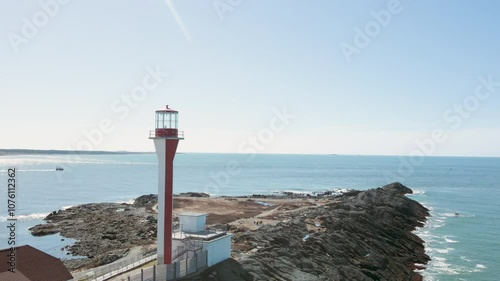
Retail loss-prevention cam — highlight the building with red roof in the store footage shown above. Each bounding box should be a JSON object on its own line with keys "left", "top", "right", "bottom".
{"left": 0, "top": 245, "right": 73, "bottom": 281}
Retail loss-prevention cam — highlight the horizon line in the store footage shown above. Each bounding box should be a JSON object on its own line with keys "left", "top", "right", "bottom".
{"left": 1, "top": 148, "right": 499, "bottom": 159}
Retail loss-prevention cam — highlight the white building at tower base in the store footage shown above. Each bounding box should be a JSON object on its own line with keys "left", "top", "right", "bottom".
{"left": 171, "top": 212, "right": 233, "bottom": 267}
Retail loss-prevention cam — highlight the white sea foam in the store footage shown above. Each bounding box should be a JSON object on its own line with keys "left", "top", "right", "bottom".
{"left": 441, "top": 212, "right": 475, "bottom": 218}
{"left": 62, "top": 205, "right": 74, "bottom": 210}
{"left": 87, "top": 161, "right": 155, "bottom": 166}
{"left": 116, "top": 199, "right": 135, "bottom": 205}
{"left": 424, "top": 262, "right": 478, "bottom": 277}
{"left": 413, "top": 269, "right": 425, "bottom": 273}
{"left": 20, "top": 213, "right": 49, "bottom": 219}
{"left": 18, "top": 169, "right": 56, "bottom": 172}
{"left": 413, "top": 263, "right": 427, "bottom": 273}
{"left": 272, "top": 190, "right": 314, "bottom": 195}
{"left": 0, "top": 212, "right": 49, "bottom": 222}
{"left": 331, "top": 188, "right": 352, "bottom": 194}
{"left": 444, "top": 236, "right": 459, "bottom": 243}
{"left": 425, "top": 216, "right": 445, "bottom": 229}
{"left": 476, "top": 264, "right": 486, "bottom": 269}
{"left": 460, "top": 256, "right": 472, "bottom": 262}
{"left": 422, "top": 275, "right": 436, "bottom": 281}
{"left": 414, "top": 263, "right": 427, "bottom": 269}
{"left": 432, "top": 257, "right": 451, "bottom": 269}
{"left": 413, "top": 203, "right": 479, "bottom": 280}
{"left": 431, "top": 222, "right": 445, "bottom": 229}
{"left": 434, "top": 248, "right": 455, "bottom": 254}
{"left": 411, "top": 189, "right": 426, "bottom": 195}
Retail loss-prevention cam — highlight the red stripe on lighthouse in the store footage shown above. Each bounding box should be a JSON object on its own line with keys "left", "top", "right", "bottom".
{"left": 163, "top": 139, "right": 179, "bottom": 264}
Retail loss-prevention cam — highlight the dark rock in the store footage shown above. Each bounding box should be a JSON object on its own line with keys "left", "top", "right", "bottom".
{"left": 29, "top": 224, "right": 62, "bottom": 236}
{"left": 208, "top": 223, "right": 229, "bottom": 231}
{"left": 30, "top": 200, "right": 156, "bottom": 270}
{"left": 133, "top": 194, "right": 158, "bottom": 207}
{"left": 62, "top": 258, "right": 90, "bottom": 271}
{"left": 177, "top": 192, "right": 210, "bottom": 197}
{"left": 194, "top": 258, "right": 254, "bottom": 281}
{"left": 195, "top": 182, "right": 429, "bottom": 281}
{"left": 382, "top": 182, "right": 413, "bottom": 195}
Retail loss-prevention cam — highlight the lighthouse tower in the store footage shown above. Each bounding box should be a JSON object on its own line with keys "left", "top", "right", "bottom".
{"left": 149, "top": 105, "right": 184, "bottom": 265}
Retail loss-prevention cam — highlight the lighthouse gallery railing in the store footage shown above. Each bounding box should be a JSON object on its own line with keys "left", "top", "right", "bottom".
{"left": 149, "top": 130, "right": 184, "bottom": 139}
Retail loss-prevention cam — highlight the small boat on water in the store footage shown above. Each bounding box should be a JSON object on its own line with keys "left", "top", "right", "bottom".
{"left": 55, "top": 167, "right": 64, "bottom": 171}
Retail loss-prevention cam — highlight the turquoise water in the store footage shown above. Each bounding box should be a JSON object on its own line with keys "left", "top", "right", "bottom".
{"left": 0, "top": 153, "right": 498, "bottom": 280}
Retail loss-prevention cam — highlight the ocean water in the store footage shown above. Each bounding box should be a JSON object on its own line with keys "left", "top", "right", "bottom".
{"left": 0, "top": 153, "right": 499, "bottom": 280}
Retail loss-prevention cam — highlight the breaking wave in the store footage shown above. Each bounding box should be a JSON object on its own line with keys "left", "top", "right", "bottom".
{"left": 0, "top": 212, "right": 49, "bottom": 222}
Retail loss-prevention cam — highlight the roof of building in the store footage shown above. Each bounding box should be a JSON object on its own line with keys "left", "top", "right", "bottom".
{"left": 0, "top": 271, "right": 31, "bottom": 281}
{"left": 0, "top": 245, "right": 73, "bottom": 281}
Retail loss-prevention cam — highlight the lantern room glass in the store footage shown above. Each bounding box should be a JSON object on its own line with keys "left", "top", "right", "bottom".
{"left": 156, "top": 112, "right": 178, "bottom": 129}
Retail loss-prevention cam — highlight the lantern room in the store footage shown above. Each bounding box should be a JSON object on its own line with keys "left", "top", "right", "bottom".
{"left": 152, "top": 105, "right": 184, "bottom": 139}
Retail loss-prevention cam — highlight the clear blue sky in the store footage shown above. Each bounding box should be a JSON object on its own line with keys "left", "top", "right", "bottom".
{"left": 1, "top": 0, "right": 499, "bottom": 156}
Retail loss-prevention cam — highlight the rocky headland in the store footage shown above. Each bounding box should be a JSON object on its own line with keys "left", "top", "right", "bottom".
{"left": 30, "top": 183, "right": 429, "bottom": 281}
{"left": 200, "top": 182, "right": 430, "bottom": 281}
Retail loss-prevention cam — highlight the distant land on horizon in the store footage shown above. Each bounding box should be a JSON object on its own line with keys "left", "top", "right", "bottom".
{"left": 0, "top": 149, "right": 154, "bottom": 156}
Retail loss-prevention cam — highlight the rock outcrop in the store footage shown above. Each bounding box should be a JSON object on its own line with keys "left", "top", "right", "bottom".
{"left": 196, "top": 182, "right": 429, "bottom": 281}
{"left": 132, "top": 194, "right": 158, "bottom": 208}
{"left": 29, "top": 202, "right": 157, "bottom": 270}
{"left": 176, "top": 192, "right": 210, "bottom": 198}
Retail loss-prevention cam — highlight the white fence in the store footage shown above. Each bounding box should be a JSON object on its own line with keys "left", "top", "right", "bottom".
{"left": 127, "top": 251, "right": 207, "bottom": 281}
{"left": 70, "top": 254, "right": 157, "bottom": 281}
{"left": 69, "top": 251, "right": 207, "bottom": 281}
